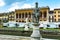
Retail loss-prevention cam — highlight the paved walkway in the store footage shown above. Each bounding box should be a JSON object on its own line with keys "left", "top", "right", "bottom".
{"left": 0, "top": 34, "right": 57, "bottom": 40}
{"left": 0, "top": 34, "right": 30, "bottom": 40}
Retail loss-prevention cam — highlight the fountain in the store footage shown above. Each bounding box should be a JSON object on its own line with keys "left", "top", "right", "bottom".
{"left": 0, "top": 2, "right": 58, "bottom": 40}
{"left": 31, "top": 2, "right": 41, "bottom": 40}
{"left": 24, "top": 16, "right": 29, "bottom": 31}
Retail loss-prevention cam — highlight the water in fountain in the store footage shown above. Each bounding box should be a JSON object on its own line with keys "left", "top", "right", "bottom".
{"left": 24, "top": 17, "right": 29, "bottom": 31}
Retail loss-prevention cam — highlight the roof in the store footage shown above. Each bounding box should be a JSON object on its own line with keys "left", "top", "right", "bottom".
{"left": 54, "top": 8, "right": 60, "bottom": 10}
{"left": 49, "top": 11, "right": 54, "bottom": 14}
{"left": 15, "top": 6, "right": 50, "bottom": 11}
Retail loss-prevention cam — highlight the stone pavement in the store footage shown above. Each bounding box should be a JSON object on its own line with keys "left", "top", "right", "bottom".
{"left": 0, "top": 34, "right": 58, "bottom": 40}
{"left": 0, "top": 34, "right": 30, "bottom": 40}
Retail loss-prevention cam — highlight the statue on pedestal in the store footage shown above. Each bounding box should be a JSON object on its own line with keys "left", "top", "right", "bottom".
{"left": 31, "top": 2, "right": 41, "bottom": 40}
{"left": 32, "top": 2, "right": 40, "bottom": 23}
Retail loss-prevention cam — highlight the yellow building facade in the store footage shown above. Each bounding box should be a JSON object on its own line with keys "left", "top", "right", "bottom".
{"left": 15, "top": 7, "right": 50, "bottom": 22}
{"left": 8, "top": 12, "right": 15, "bottom": 22}
{"left": 54, "top": 9, "right": 60, "bottom": 22}
{"left": 1, "top": 7, "right": 60, "bottom": 22}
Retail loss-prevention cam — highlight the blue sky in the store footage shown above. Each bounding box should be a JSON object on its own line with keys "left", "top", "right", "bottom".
{"left": 0, "top": 0, "right": 60, "bottom": 13}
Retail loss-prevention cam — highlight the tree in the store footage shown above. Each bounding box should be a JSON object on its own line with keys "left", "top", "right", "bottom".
{"left": 0, "top": 19, "right": 2, "bottom": 24}
{"left": 47, "top": 24, "right": 50, "bottom": 29}
{"left": 59, "top": 25, "right": 60, "bottom": 28}
{"left": 3, "top": 18, "right": 8, "bottom": 23}
{"left": 15, "top": 23, "right": 19, "bottom": 27}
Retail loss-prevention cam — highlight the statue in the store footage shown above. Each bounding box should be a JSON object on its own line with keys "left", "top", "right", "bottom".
{"left": 32, "top": 2, "right": 40, "bottom": 23}
{"left": 31, "top": 2, "right": 41, "bottom": 40}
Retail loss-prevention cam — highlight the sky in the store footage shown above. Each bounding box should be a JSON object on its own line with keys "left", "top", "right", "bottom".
{"left": 0, "top": 0, "right": 60, "bottom": 13}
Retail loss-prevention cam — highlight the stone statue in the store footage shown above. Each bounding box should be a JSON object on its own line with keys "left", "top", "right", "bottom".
{"left": 32, "top": 2, "right": 40, "bottom": 23}
{"left": 31, "top": 2, "right": 41, "bottom": 40}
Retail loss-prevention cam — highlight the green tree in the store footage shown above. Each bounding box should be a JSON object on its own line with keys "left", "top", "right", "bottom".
{"left": 15, "top": 23, "right": 19, "bottom": 27}
{"left": 47, "top": 24, "right": 50, "bottom": 29}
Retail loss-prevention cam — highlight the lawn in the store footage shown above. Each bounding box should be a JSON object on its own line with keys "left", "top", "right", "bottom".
{"left": 0, "top": 27, "right": 24, "bottom": 31}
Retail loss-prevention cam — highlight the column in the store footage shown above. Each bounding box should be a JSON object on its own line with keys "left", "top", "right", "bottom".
{"left": 51, "top": 16, "right": 52, "bottom": 22}
{"left": 42, "top": 12, "right": 44, "bottom": 21}
{"left": 24, "top": 13, "right": 25, "bottom": 19}
{"left": 31, "top": 13, "right": 32, "bottom": 22}
{"left": 47, "top": 10, "right": 49, "bottom": 22}
{"left": 21, "top": 13, "right": 22, "bottom": 22}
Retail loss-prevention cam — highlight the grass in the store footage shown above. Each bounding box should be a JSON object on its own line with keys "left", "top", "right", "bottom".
{"left": 40, "top": 28, "right": 60, "bottom": 32}
{"left": 0, "top": 27, "right": 24, "bottom": 31}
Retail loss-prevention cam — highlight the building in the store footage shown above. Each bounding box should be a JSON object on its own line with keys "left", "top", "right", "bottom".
{"left": 1, "top": 7, "right": 60, "bottom": 23}
{"left": 0, "top": 13, "right": 9, "bottom": 23}
{"left": 54, "top": 9, "right": 60, "bottom": 22}
{"left": 49, "top": 11, "right": 54, "bottom": 22}
{"left": 15, "top": 6, "right": 50, "bottom": 23}
{"left": 8, "top": 11, "right": 15, "bottom": 22}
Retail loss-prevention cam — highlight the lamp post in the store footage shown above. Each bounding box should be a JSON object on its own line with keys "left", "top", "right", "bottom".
{"left": 31, "top": 2, "right": 41, "bottom": 40}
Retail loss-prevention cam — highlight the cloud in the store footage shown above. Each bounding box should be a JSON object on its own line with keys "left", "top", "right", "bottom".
{"left": 8, "top": 2, "right": 34, "bottom": 11}
{"left": 8, "top": 2, "right": 20, "bottom": 11}
{"left": 0, "top": 0, "right": 5, "bottom": 7}
{"left": 21, "top": 4, "right": 34, "bottom": 9}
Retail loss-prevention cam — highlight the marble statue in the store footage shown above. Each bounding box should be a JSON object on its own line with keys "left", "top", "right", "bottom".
{"left": 32, "top": 2, "right": 40, "bottom": 23}
{"left": 31, "top": 2, "right": 41, "bottom": 40}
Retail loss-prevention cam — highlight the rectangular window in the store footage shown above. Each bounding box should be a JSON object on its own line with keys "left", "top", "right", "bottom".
{"left": 54, "top": 15, "right": 56, "bottom": 17}
{"left": 58, "top": 11, "right": 60, "bottom": 13}
{"left": 54, "top": 19, "right": 56, "bottom": 22}
{"left": 58, "top": 15, "right": 60, "bottom": 17}
{"left": 58, "top": 19, "right": 60, "bottom": 22}
{"left": 54, "top": 11, "right": 56, "bottom": 13}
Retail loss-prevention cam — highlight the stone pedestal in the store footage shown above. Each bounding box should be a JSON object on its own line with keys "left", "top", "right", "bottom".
{"left": 31, "top": 23, "right": 41, "bottom": 40}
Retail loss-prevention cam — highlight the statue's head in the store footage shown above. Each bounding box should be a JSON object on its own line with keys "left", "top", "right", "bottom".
{"left": 35, "top": 2, "right": 38, "bottom": 8}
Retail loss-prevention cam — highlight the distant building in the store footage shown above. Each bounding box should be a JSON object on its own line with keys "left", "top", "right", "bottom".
{"left": 49, "top": 11, "right": 54, "bottom": 22}
{"left": 1, "top": 7, "right": 60, "bottom": 23}
{"left": 15, "top": 7, "right": 49, "bottom": 22}
{"left": 54, "top": 9, "right": 60, "bottom": 22}
{"left": 8, "top": 11, "right": 15, "bottom": 22}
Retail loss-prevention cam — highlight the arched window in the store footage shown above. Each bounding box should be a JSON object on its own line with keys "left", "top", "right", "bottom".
{"left": 29, "top": 12, "right": 31, "bottom": 18}
{"left": 19, "top": 13, "right": 21, "bottom": 18}
{"left": 19, "top": 21, "right": 21, "bottom": 22}
{"left": 22, "top": 13, "right": 24, "bottom": 18}
{"left": 25, "top": 12, "right": 27, "bottom": 18}
{"left": 16, "top": 14, "right": 18, "bottom": 18}
{"left": 44, "top": 11, "right": 47, "bottom": 18}
{"left": 40, "top": 11, "right": 42, "bottom": 17}
{"left": 22, "top": 21, "right": 24, "bottom": 22}
{"left": 29, "top": 20, "right": 30, "bottom": 22}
